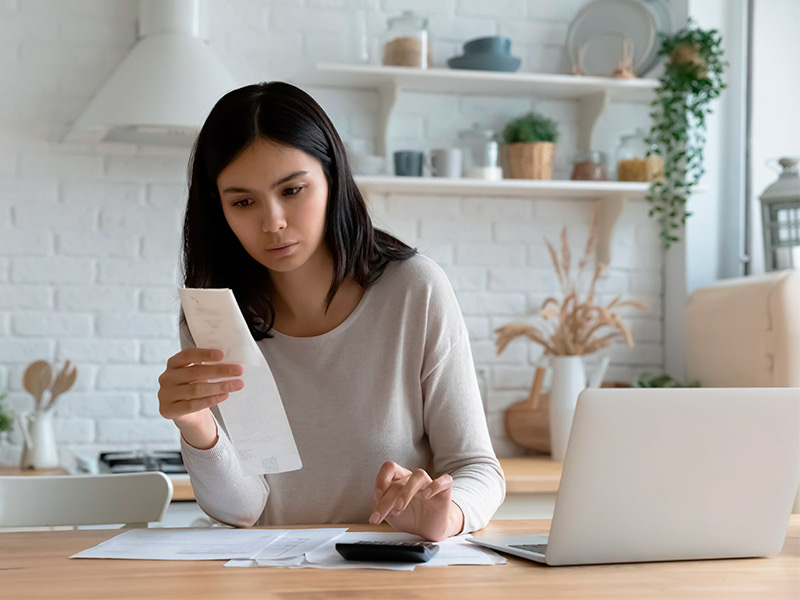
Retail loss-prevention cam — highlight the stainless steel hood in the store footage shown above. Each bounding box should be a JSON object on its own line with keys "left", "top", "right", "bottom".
{"left": 65, "top": 0, "right": 240, "bottom": 146}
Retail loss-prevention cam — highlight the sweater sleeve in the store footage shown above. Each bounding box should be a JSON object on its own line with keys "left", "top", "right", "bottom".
{"left": 177, "top": 315, "right": 269, "bottom": 527}
{"left": 418, "top": 265, "right": 506, "bottom": 534}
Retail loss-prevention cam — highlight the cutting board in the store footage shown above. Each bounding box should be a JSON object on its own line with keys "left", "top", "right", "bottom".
{"left": 504, "top": 369, "right": 630, "bottom": 454}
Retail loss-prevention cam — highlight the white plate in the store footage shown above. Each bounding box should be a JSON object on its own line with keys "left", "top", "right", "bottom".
{"left": 639, "top": 0, "right": 674, "bottom": 75}
{"left": 566, "top": 0, "right": 658, "bottom": 77}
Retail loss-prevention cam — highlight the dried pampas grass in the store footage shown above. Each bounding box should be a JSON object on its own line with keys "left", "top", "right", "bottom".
{"left": 495, "top": 208, "right": 647, "bottom": 357}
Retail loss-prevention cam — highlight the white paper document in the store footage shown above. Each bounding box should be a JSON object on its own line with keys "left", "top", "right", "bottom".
{"left": 178, "top": 287, "right": 302, "bottom": 475}
{"left": 70, "top": 528, "right": 288, "bottom": 560}
{"left": 71, "top": 527, "right": 348, "bottom": 561}
{"left": 223, "top": 531, "right": 507, "bottom": 571}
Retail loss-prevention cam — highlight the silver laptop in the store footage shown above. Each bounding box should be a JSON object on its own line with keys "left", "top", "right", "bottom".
{"left": 468, "top": 387, "right": 800, "bottom": 566}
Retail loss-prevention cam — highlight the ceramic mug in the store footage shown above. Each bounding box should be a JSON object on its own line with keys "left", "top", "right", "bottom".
{"left": 431, "top": 148, "right": 462, "bottom": 178}
{"left": 394, "top": 150, "right": 425, "bottom": 177}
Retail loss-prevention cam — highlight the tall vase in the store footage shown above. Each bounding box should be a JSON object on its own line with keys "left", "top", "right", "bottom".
{"left": 548, "top": 355, "right": 587, "bottom": 462}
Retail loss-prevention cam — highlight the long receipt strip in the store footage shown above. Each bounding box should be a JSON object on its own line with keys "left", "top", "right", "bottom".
{"left": 178, "top": 288, "right": 302, "bottom": 475}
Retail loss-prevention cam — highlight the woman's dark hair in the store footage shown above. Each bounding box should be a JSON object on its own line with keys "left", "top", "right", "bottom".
{"left": 181, "top": 81, "right": 416, "bottom": 340}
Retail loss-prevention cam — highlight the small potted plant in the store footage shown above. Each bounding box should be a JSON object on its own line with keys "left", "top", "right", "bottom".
{"left": 502, "top": 111, "right": 559, "bottom": 180}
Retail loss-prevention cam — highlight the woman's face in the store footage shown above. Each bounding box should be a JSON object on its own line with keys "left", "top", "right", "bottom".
{"left": 217, "top": 138, "right": 329, "bottom": 274}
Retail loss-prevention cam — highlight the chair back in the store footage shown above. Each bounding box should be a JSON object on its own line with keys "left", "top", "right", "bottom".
{"left": 0, "top": 472, "right": 173, "bottom": 528}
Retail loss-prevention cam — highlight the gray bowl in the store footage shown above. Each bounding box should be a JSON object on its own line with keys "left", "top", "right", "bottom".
{"left": 463, "top": 36, "right": 512, "bottom": 56}
{"left": 447, "top": 52, "right": 521, "bottom": 73}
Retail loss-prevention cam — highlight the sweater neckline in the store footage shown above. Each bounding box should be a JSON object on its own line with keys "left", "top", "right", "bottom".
{"left": 268, "top": 282, "right": 375, "bottom": 342}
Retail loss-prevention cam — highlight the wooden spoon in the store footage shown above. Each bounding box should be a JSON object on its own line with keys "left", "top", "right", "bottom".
{"left": 46, "top": 360, "right": 78, "bottom": 411}
{"left": 22, "top": 360, "right": 52, "bottom": 412}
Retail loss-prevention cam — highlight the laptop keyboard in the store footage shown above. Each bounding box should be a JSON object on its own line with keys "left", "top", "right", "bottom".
{"left": 510, "top": 543, "right": 548, "bottom": 555}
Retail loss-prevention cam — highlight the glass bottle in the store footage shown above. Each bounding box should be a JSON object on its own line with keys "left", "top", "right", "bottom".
{"left": 382, "top": 11, "right": 431, "bottom": 69}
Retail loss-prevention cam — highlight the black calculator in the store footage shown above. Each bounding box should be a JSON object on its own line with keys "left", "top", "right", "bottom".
{"left": 335, "top": 541, "right": 440, "bottom": 563}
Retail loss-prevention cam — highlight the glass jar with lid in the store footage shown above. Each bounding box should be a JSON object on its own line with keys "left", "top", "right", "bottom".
{"left": 571, "top": 150, "right": 608, "bottom": 181}
{"left": 615, "top": 128, "right": 664, "bottom": 182}
{"left": 382, "top": 11, "right": 431, "bottom": 68}
{"left": 458, "top": 123, "right": 503, "bottom": 180}
{"left": 615, "top": 129, "right": 648, "bottom": 181}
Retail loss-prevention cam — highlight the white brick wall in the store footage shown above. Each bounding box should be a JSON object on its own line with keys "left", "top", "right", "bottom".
{"left": 0, "top": 0, "right": 664, "bottom": 463}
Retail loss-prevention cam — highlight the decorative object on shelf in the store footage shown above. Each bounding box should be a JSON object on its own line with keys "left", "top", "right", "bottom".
{"left": 430, "top": 148, "right": 462, "bottom": 178}
{"left": 393, "top": 150, "right": 425, "bottom": 177}
{"left": 634, "top": 372, "right": 699, "bottom": 388}
{"left": 345, "top": 138, "right": 386, "bottom": 176}
{"left": 566, "top": 0, "right": 657, "bottom": 77}
{"left": 572, "top": 31, "right": 637, "bottom": 78}
{"left": 447, "top": 36, "right": 521, "bottom": 73}
{"left": 382, "top": 10, "right": 431, "bottom": 68}
{"left": 0, "top": 391, "right": 13, "bottom": 442}
{"left": 458, "top": 123, "right": 503, "bottom": 180}
{"left": 571, "top": 150, "right": 608, "bottom": 181}
{"left": 610, "top": 34, "right": 636, "bottom": 78}
{"left": 502, "top": 111, "right": 559, "bottom": 180}
{"left": 615, "top": 128, "right": 663, "bottom": 182}
{"left": 494, "top": 211, "right": 647, "bottom": 461}
{"left": 760, "top": 157, "right": 800, "bottom": 271}
{"left": 19, "top": 360, "right": 78, "bottom": 470}
{"left": 645, "top": 20, "right": 726, "bottom": 248}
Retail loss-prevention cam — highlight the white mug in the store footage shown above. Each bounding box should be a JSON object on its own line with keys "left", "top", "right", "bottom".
{"left": 431, "top": 148, "right": 462, "bottom": 178}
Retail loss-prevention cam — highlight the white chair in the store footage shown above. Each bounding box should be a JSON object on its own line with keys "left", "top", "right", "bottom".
{"left": 0, "top": 472, "right": 173, "bottom": 529}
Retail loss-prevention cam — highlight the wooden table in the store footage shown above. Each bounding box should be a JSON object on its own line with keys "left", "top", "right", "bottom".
{"left": 0, "top": 517, "right": 797, "bottom": 599}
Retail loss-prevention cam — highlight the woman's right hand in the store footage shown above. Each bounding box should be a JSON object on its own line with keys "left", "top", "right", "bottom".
{"left": 157, "top": 348, "right": 244, "bottom": 449}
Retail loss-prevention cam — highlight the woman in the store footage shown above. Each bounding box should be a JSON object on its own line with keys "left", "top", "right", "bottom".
{"left": 157, "top": 82, "right": 505, "bottom": 542}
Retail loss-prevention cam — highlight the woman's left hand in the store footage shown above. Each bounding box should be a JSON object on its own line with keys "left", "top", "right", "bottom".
{"left": 369, "top": 461, "right": 465, "bottom": 542}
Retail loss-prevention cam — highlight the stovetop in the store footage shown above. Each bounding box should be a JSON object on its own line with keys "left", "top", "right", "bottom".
{"left": 71, "top": 450, "right": 187, "bottom": 475}
{"left": 99, "top": 450, "right": 186, "bottom": 474}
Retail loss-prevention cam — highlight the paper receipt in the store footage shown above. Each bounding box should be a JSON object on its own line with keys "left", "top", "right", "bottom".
{"left": 178, "top": 288, "right": 302, "bottom": 475}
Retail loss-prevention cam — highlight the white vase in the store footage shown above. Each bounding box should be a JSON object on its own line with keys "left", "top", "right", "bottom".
{"left": 548, "top": 355, "right": 587, "bottom": 462}
{"left": 18, "top": 409, "right": 59, "bottom": 469}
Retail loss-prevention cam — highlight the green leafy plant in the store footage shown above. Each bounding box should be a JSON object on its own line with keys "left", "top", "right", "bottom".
{"left": 502, "top": 111, "right": 559, "bottom": 144}
{"left": 645, "top": 20, "right": 727, "bottom": 248}
{"left": 0, "top": 392, "right": 13, "bottom": 436}
{"left": 634, "top": 372, "right": 700, "bottom": 388}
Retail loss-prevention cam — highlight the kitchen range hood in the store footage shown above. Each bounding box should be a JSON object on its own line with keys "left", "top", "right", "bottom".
{"left": 65, "top": 0, "right": 239, "bottom": 146}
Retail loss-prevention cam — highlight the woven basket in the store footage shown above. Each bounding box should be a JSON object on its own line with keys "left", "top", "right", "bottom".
{"left": 505, "top": 142, "right": 556, "bottom": 180}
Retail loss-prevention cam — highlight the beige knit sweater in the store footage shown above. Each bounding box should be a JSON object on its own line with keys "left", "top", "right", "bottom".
{"left": 179, "top": 254, "right": 505, "bottom": 534}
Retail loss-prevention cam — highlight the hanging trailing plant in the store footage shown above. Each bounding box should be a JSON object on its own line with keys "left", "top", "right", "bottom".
{"left": 645, "top": 20, "right": 727, "bottom": 248}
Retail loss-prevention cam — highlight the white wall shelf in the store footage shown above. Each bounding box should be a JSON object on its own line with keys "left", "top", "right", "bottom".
{"left": 354, "top": 175, "right": 649, "bottom": 198}
{"left": 302, "top": 63, "right": 658, "bottom": 101}
{"left": 293, "top": 63, "right": 658, "bottom": 160}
